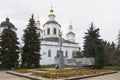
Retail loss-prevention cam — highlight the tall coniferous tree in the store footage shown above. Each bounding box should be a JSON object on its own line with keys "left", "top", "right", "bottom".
{"left": 21, "top": 15, "right": 41, "bottom": 68}
{"left": 0, "top": 18, "right": 19, "bottom": 69}
{"left": 83, "top": 22, "right": 105, "bottom": 68}
{"left": 112, "top": 31, "right": 120, "bottom": 66}
{"left": 103, "top": 41, "right": 116, "bottom": 65}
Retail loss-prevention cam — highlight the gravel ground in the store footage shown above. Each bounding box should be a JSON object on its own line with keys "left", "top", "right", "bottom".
{"left": 81, "top": 72, "right": 120, "bottom": 80}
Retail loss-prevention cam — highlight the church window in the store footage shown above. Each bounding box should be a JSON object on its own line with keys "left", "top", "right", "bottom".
{"left": 47, "top": 28, "right": 50, "bottom": 35}
{"left": 65, "top": 50, "right": 68, "bottom": 57}
{"left": 56, "top": 50, "right": 59, "bottom": 58}
{"left": 56, "top": 53, "right": 59, "bottom": 58}
{"left": 44, "top": 30, "right": 45, "bottom": 35}
{"left": 72, "top": 51, "right": 75, "bottom": 58}
{"left": 54, "top": 28, "right": 56, "bottom": 35}
{"left": 43, "top": 52, "right": 46, "bottom": 55}
{"left": 58, "top": 30, "right": 60, "bottom": 35}
{"left": 38, "top": 32, "right": 40, "bottom": 37}
{"left": 48, "top": 49, "right": 51, "bottom": 57}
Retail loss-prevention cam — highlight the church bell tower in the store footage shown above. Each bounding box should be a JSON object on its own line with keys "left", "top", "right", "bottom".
{"left": 66, "top": 21, "right": 75, "bottom": 42}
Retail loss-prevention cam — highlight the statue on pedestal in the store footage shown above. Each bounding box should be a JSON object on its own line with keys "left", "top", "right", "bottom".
{"left": 57, "top": 31, "right": 64, "bottom": 69}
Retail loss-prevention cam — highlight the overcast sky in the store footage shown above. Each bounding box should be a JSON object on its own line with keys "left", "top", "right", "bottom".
{"left": 0, "top": 0, "right": 120, "bottom": 48}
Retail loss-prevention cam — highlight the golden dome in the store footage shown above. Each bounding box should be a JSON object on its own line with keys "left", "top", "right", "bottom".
{"left": 69, "top": 21, "right": 73, "bottom": 29}
{"left": 36, "top": 17, "right": 40, "bottom": 24}
{"left": 50, "top": 6, "right": 54, "bottom": 14}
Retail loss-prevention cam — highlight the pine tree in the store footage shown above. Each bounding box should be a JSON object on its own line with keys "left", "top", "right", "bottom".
{"left": 21, "top": 15, "right": 41, "bottom": 68}
{"left": 0, "top": 18, "right": 19, "bottom": 69}
{"left": 83, "top": 22, "right": 105, "bottom": 68}
{"left": 112, "top": 31, "right": 120, "bottom": 66}
{"left": 103, "top": 41, "right": 116, "bottom": 65}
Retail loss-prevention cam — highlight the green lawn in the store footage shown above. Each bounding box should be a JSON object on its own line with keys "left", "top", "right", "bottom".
{"left": 103, "top": 66, "right": 120, "bottom": 71}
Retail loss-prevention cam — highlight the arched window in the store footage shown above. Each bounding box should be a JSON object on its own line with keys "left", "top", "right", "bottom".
{"left": 48, "top": 49, "right": 51, "bottom": 57}
{"left": 47, "top": 28, "right": 50, "bottom": 35}
{"left": 53, "top": 28, "right": 56, "bottom": 35}
{"left": 72, "top": 51, "right": 75, "bottom": 58}
{"left": 38, "top": 32, "right": 40, "bottom": 37}
{"left": 56, "top": 50, "right": 59, "bottom": 58}
{"left": 65, "top": 50, "right": 68, "bottom": 57}
{"left": 58, "top": 30, "right": 60, "bottom": 35}
{"left": 44, "top": 30, "right": 45, "bottom": 35}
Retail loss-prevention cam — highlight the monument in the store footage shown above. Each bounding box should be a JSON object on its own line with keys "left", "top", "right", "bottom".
{"left": 57, "top": 31, "right": 64, "bottom": 69}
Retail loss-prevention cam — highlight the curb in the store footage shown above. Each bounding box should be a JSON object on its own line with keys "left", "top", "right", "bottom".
{"left": 67, "top": 71, "right": 117, "bottom": 80}
{"left": 6, "top": 71, "right": 117, "bottom": 80}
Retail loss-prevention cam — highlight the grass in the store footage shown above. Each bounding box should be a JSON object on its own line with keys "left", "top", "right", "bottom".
{"left": 1, "top": 65, "right": 120, "bottom": 71}
{"left": 41, "top": 64, "right": 56, "bottom": 68}
{"left": 40, "top": 64, "right": 69, "bottom": 68}
{"left": 103, "top": 66, "right": 120, "bottom": 71}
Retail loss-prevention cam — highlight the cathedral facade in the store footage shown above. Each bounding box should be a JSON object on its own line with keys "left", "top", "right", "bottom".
{"left": 35, "top": 7, "right": 79, "bottom": 65}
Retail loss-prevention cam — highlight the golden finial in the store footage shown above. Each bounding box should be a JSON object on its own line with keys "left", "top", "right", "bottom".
{"left": 60, "top": 31, "right": 62, "bottom": 35}
{"left": 69, "top": 20, "right": 73, "bottom": 29}
{"left": 36, "top": 16, "right": 40, "bottom": 24}
{"left": 50, "top": 4, "right": 54, "bottom": 14}
{"left": 59, "top": 30, "right": 63, "bottom": 36}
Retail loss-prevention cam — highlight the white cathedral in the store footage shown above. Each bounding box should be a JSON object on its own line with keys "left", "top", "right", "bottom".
{"left": 0, "top": 7, "right": 79, "bottom": 65}
{"left": 37, "top": 7, "right": 79, "bottom": 65}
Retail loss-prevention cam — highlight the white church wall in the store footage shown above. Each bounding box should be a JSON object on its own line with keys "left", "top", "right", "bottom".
{"left": 40, "top": 41, "right": 79, "bottom": 65}
{"left": 37, "top": 29, "right": 43, "bottom": 39}
{"left": 41, "top": 41, "right": 78, "bottom": 47}
{"left": 67, "top": 33, "right": 75, "bottom": 42}
{"left": 40, "top": 44, "right": 59, "bottom": 65}
{"left": 43, "top": 24, "right": 60, "bottom": 38}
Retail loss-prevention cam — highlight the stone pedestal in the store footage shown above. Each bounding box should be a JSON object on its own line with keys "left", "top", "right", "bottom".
{"left": 76, "top": 62, "right": 83, "bottom": 69}
{"left": 57, "top": 50, "right": 64, "bottom": 69}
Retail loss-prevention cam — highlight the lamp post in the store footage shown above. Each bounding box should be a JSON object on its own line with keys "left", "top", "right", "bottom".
{"left": 57, "top": 31, "right": 64, "bottom": 69}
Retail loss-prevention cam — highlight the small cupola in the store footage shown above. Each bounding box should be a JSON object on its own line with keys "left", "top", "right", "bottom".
{"left": 48, "top": 6, "right": 56, "bottom": 20}
{"left": 66, "top": 21, "right": 75, "bottom": 42}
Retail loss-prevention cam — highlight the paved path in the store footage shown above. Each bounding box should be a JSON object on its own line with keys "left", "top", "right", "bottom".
{"left": 81, "top": 72, "right": 120, "bottom": 80}
{"left": 0, "top": 71, "right": 30, "bottom": 80}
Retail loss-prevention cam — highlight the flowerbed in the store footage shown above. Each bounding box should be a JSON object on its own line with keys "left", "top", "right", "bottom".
{"left": 31, "top": 69, "right": 106, "bottom": 79}
{"left": 15, "top": 69, "right": 29, "bottom": 73}
{"left": 48, "top": 69, "right": 73, "bottom": 73}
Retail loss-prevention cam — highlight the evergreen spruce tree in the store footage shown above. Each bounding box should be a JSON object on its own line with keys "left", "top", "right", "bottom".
{"left": 0, "top": 18, "right": 19, "bottom": 69}
{"left": 21, "top": 15, "right": 41, "bottom": 68}
{"left": 103, "top": 41, "right": 116, "bottom": 65}
{"left": 112, "top": 31, "right": 120, "bottom": 66}
{"left": 83, "top": 22, "right": 105, "bottom": 68}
